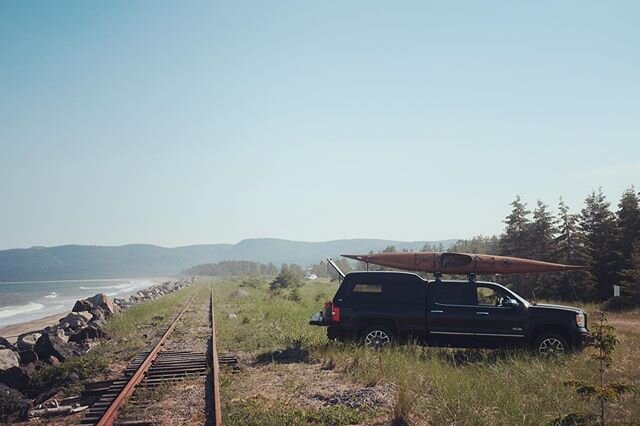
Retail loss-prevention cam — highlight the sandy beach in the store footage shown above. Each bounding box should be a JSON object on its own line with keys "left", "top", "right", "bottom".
{"left": 0, "top": 312, "right": 65, "bottom": 343}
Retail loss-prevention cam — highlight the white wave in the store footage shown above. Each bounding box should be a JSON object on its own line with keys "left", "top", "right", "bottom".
{"left": 44, "top": 292, "right": 58, "bottom": 299}
{"left": 79, "top": 284, "right": 131, "bottom": 290}
{"left": 0, "top": 302, "right": 45, "bottom": 319}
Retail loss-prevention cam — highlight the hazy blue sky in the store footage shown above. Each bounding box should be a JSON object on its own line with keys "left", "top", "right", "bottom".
{"left": 1, "top": 1, "right": 638, "bottom": 249}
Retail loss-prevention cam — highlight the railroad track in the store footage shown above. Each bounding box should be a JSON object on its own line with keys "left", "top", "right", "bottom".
{"left": 78, "top": 288, "right": 237, "bottom": 425}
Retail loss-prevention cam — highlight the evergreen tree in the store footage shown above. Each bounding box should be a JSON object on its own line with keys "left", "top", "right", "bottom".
{"left": 499, "top": 196, "right": 533, "bottom": 294}
{"left": 449, "top": 235, "right": 499, "bottom": 254}
{"left": 500, "top": 195, "right": 532, "bottom": 258}
{"left": 580, "top": 189, "right": 619, "bottom": 300}
{"left": 529, "top": 200, "right": 559, "bottom": 298}
{"left": 530, "top": 200, "right": 556, "bottom": 262}
{"left": 619, "top": 242, "right": 640, "bottom": 305}
{"left": 269, "top": 264, "right": 302, "bottom": 290}
{"left": 550, "top": 198, "right": 597, "bottom": 301}
{"left": 616, "top": 187, "right": 640, "bottom": 271}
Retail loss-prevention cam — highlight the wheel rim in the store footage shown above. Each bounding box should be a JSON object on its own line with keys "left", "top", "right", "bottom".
{"left": 538, "top": 337, "right": 565, "bottom": 356}
{"left": 364, "top": 330, "right": 391, "bottom": 349}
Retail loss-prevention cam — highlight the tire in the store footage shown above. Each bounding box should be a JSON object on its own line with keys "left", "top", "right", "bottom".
{"left": 362, "top": 326, "right": 394, "bottom": 350}
{"left": 534, "top": 333, "right": 568, "bottom": 357}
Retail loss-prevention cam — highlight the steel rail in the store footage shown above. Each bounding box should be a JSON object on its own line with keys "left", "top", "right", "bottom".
{"left": 96, "top": 297, "right": 194, "bottom": 426}
{"left": 210, "top": 285, "right": 223, "bottom": 425}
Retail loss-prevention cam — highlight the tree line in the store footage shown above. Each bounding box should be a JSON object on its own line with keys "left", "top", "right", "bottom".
{"left": 454, "top": 187, "right": 640, "bottom": 306}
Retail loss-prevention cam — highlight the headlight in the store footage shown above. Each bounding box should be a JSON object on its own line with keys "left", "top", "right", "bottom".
{"left": 576, "top": 313, "right": 585, "bottom": 328}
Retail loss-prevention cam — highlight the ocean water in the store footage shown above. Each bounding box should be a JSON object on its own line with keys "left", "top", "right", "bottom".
{"left": 0, "top": 278, "right": 160, "bottom": 328}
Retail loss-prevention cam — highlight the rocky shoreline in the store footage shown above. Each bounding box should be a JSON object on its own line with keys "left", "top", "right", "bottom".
{"left": 0, "top": 278, "right": 193, "bottom": 423}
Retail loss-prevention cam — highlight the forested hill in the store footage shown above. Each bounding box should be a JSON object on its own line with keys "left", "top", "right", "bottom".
{"left": 0, "top": 238, "right": 455, "bottom": 282}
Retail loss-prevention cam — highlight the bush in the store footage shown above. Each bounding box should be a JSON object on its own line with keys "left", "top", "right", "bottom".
{"left": 601, "top": 297, "right": 637, "bottom": 312}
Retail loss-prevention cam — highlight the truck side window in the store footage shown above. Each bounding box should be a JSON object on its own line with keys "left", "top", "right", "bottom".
{"left": 433, "top": 283, "right": 476, "bottom": 305}
{"left": 477, "top": 286, "right": 500, "bottom": 306}
{"left": 353, "top": 284, "right": 382, "bottom": 293}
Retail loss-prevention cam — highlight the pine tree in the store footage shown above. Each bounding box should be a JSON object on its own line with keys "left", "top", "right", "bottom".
{"left": 551, "top": 198, "right": 598, "bottom": 301}
{"left": 500, "top": 195, "right": 532, "bottom": 258}
{"left": 499, "top": 196, "right": 533, "bottom": 294}
{"left": 580, "top": 189, "right": 619, "bottom": 300}
{"left": 616, "top": 187, "right": 640, "bottom": 271}
{"left": 530, "top": 200, "right": 556, "bottom": 262}
{"left": 619, "top": 242, "right": 640, "bottom": 305}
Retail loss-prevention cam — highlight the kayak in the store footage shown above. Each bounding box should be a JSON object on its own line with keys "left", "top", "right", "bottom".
{"left": 341, "top": 252, "right": 588, "bottom": 275}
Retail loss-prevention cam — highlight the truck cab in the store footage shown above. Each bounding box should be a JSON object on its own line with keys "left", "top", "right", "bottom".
{"left": 309, "top": 270, "right": 589, "bottom": 355}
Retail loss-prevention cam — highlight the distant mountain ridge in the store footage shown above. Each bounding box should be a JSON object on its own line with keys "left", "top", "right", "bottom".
{"left": 0, "top": 238, "right": 457, "bottom": 282}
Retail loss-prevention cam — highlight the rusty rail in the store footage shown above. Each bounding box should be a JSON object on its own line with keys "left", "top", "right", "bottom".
{"left": 210, "top": 285, "right": 222, "bottom": 425}
{"left": 95, "top": 297, "right": 194, "bottom": 426}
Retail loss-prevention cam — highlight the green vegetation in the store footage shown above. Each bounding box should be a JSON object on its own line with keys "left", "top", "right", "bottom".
{"left": 416, "top": 187, "right": 640, "bottom": 307}
{"left": 224, "top": 402, "right": 364, "bottom": 426}
{"left": 183, "top": 260, "right": 279, "bottom": 277}
{"left": 563, "top": 312, "right": 637, "bottom": 425}
{"left": 213, "top": 277, "right": 640, "bottom": 425}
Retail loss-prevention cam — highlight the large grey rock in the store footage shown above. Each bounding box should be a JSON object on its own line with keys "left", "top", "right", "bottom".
{"left": 34, "top": 332, "right": 76, "bottom": 362}
{"left": 0, "top": 367, "right": 31, "bottom": 391}
{"left": 16, "top": 332, "right": 41, "bottom": 352}
{"left": 87, "top": 293, "right": 118, "bottom": 316}
{"left": 91, "top": 307, "right": 106, "bottom": 322}
{"left": 59, "top": 312, "right": 91, "bottom": 331}
{"left": 0, "top": 349, "right": 19, "bottom": 372}
{"left": 72, "top": 299, "right": 95, "bottom": 313}
{"left": 69, "top": 325, "right": 107, "bottom": 343}
{"left": 18, "top": 350, "right": 38, "bottom": 365}
{"left": 0, "top": 383, "right": 30, "bottom": 423}
{"left": 43, "top": 326, "right": 69, "bottom": 343}
{"left": 0, "top": 337, "right": 16, "bottom": 351}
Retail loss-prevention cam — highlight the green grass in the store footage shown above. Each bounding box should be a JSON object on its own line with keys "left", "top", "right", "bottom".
{"left": 224, "top": 401, "right": 365, "bottom": 426}
{"left": 212, "top": 277, "right": 640, "bottom": 425}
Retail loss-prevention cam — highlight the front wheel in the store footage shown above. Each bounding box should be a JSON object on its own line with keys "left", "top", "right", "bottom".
{"left": 534, "top": 333, "right": 568, "bottom": 357}
{"left": 362, "top": 326, "right": 394, "bottom": 350}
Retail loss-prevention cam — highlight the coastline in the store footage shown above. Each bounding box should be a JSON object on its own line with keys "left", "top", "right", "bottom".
{"left": 0, "top": 312, "right": 64, "bottom": 342}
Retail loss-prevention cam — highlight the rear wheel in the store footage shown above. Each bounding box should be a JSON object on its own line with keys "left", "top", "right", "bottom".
{"left": 362, "top": 326, "right": 393, "bottom": 350}
{"left": 534, "top": 333, "right": 568, "bottom": 357}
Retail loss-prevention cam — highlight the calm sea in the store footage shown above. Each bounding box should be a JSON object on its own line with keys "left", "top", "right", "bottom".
{"left": 0, "top": 278, "right": 160, "bottom": 328}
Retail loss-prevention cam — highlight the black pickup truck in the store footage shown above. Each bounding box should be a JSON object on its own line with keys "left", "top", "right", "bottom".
{"left": 309, "top": 270, "right": 589, "bottom": 355}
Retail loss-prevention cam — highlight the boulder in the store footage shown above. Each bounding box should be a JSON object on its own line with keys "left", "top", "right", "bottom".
{"left": 18, "top": 350, "right": 38, "bottom": 365}
{"left": 16, "top": 332, "right": 41, "bottom": 352}
{"left": 0, "top": 349, "right": 19, "bottom": 372}
{"left": 43, "top": 326, "right": 69, "bottom": 343}
{"left": 89, "top": 317, "right": 108, "bottom": 330}
{"left": 72, "top": 299, "right": 95, "bottom": 313}
{"left": 0, "top": 367, "right": 31, "bottom": 391}
{"left": 0, "top": 337, "right": 16, "bottom": 351}
{"left": 69, "top": 325, "right": 107, "bottom": 343}
{"left": 87, "top": 293, "right": 118, "bottom": 316}
{"left": 0, "top": 383, "right": 30, "bottom": 423}
{"left": 91, "top": 307, "right": 106, "bottom": 322}
{"left": 58, "top": 312, "right": 90, "bottom": 330}
{"left": 34, "top": 333, "right": 76, "bottom": 362}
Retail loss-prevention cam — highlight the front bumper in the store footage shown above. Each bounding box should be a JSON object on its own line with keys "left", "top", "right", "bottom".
{"left": 571, "top": 330, "right": 590, "bottom": 350}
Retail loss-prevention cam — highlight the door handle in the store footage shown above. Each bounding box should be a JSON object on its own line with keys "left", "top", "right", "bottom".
{"left": 476, "top": 312, "right": 489, "bottom": 315}
{"left": 430, "top": 310, "right": 444, "bottom": 314}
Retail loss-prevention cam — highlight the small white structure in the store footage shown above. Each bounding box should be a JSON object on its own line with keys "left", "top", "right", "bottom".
{"left": 614, "top": 285, "right": 621, "bottom": 297}
{"left": 305, "top": 273, "right": 318, "bottom": 281}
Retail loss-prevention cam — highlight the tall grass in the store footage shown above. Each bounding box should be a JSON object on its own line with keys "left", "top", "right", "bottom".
{"left": 213, "top": 278, "right": 640, "bottom": 425}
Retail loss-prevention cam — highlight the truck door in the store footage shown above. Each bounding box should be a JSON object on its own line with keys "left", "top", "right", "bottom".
{"left": 473, "top": 283, "right": 527, "bottom": 346}
{"left": 427, "top": 281, "right": 478, "bottom": 343}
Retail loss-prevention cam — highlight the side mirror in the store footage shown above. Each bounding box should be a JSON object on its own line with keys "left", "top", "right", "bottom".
{"left": 502, "top": 298, "right": 519, "bottom": 309}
